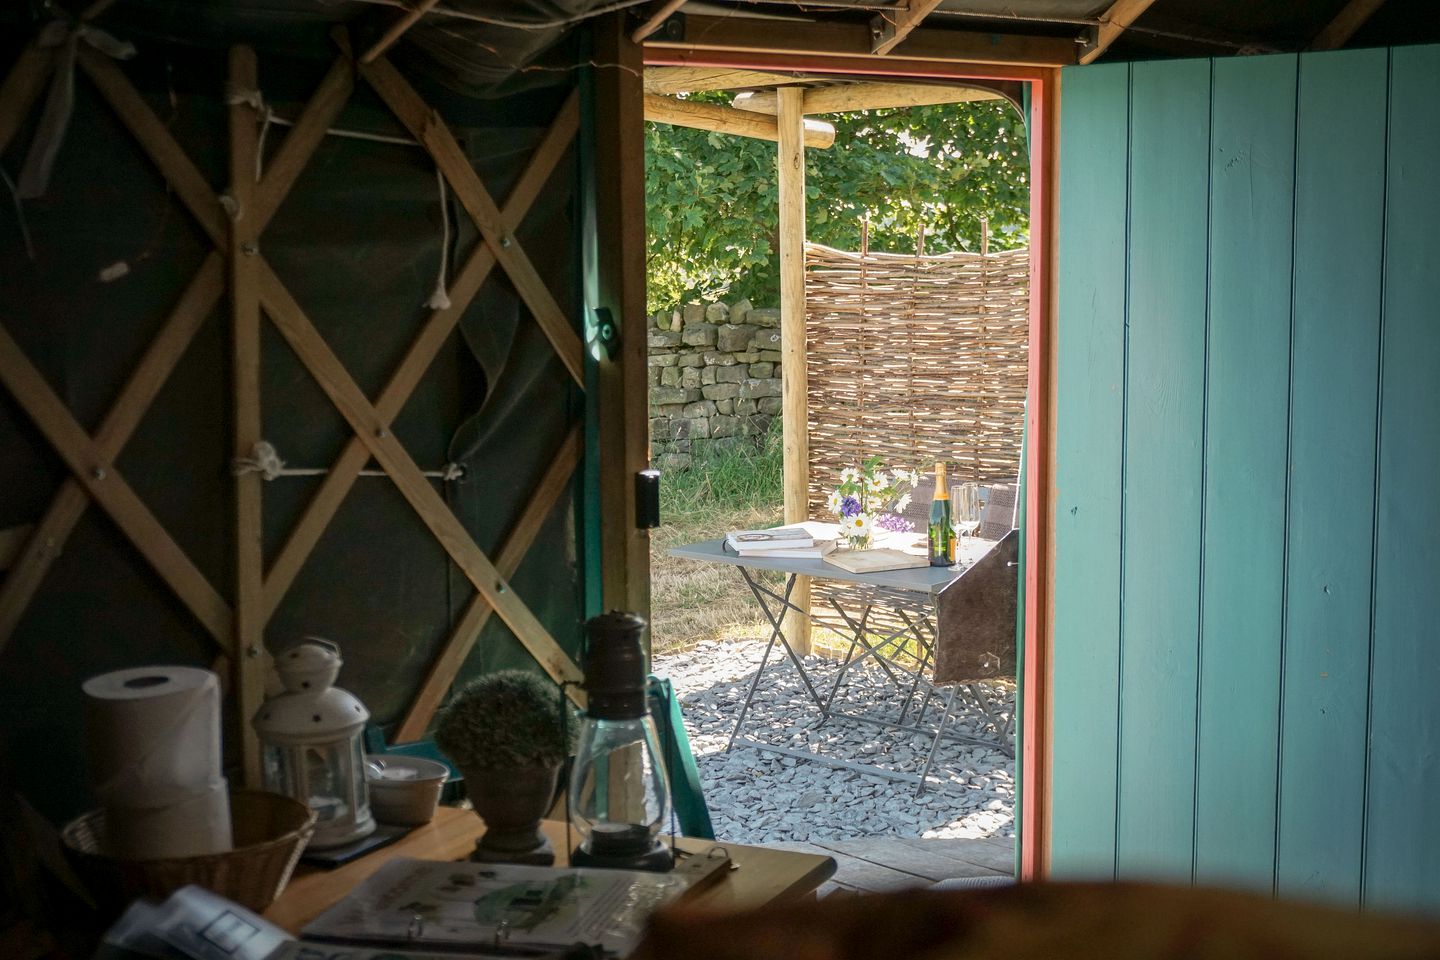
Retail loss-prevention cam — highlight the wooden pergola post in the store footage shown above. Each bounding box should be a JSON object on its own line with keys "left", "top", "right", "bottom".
{"left": 777, "top": 86, "right": 811, "bottom": 654}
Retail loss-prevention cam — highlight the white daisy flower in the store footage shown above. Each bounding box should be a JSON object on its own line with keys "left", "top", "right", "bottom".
{"left": 895, "top": 492, "right": 912, "bottom": 512}
{"left": 847, "top": 513, "right": 872, "bottom": 537}
{"left": 908, "top": 469, "right": 922, "bottom": 487}
{"left": 839, "top": 467, "right": 861, "bottom": 485}
{"left": 827, "top": 490, "right": 845, "bottom": 514}
{"left": 865, "top": 474, "right": 886, "bottom": 495}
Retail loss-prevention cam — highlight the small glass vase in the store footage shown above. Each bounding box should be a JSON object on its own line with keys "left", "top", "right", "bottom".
{"left": 846, "top": 533, "right": 873, "bottom": 551}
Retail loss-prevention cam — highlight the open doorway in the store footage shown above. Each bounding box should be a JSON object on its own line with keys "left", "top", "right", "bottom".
{"left": 642, "top": 63, "right": 1043, "bottom": 892}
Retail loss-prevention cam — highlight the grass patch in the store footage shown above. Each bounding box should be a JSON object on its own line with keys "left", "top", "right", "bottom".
{"left": 650, "top": 427, "right": 787, "bottom": 654}
{"left": 661, "top": 424, "right": 783, "bottom": 518}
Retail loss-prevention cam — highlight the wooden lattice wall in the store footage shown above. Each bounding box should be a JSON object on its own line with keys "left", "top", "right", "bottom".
{"left": 803, "top": 240, "right": 1030, "bottom": 516}
{"left": 0, "top": 23, "right": 618, "bottom": 816}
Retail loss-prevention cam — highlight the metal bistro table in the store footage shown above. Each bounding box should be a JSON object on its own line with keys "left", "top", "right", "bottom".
{"left": 669, "top": 531, "right": 1016, "bottom": 794}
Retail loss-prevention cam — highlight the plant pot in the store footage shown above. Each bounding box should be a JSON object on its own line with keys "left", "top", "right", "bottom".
{"left": 462, "top": 763, "right": 561, "bottom": 865}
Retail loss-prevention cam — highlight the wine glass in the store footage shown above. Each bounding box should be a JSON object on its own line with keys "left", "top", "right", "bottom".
{"left": 949, "top": 482, "right": 982, "bottom": 570}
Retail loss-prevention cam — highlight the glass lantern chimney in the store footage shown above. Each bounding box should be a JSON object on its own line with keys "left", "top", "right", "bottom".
{"left": 252, "top": 639, "right": 375, "bottom": 849}
{"left": 568, "top": 612, "right": 673, "bottom": 872}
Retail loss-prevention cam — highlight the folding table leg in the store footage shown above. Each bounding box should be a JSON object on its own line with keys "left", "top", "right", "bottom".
{"left": 967, "top": 682, "right": 1005, "bottom": 735}
{"left": 916, "top": 683, "right": 960, "bottom": 797}
{"left": 915, "top": 686, "right": 935, "bottom": 726}
{"left": 725, "top": 572, "right": 796, "bottom": 753}
{"left": 826, "top": 598, "right": 906, "bottom": 686}
{"left": 820, "top": 599, "right": 870, "bottom": 719}
{"left": 913, "top": 615, "right": 942, "bottom": 726}
{"left": 895, "top": 607, "right": 932, "bottom": 726}
{"left": 739, "top": 567, "right": 825, "bottom": 709}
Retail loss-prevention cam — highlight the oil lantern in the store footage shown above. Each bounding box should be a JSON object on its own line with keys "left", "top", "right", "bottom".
{"left": 568, "top": 612, "right": 673, "bottom": 872}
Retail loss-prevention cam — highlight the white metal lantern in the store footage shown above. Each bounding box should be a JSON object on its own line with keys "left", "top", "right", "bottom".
{"left": 252, "top": 639, "right": 375, "bottom": 849}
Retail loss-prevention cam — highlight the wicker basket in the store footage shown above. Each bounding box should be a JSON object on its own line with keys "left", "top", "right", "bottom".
{"left": 60, "top": 789, "right": 315, "bottom": 913}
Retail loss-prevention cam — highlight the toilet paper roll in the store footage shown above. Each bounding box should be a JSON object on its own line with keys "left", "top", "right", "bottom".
{"left": 105, "top": 776, "right": 233, "bottom": 860}
{"left": 82, "top": 666, "right": 222, "bottom": 809}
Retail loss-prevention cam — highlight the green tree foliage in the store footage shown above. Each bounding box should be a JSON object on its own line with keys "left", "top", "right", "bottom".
{"left": 645, "top": 94, "right": 1029, "bottom": 312}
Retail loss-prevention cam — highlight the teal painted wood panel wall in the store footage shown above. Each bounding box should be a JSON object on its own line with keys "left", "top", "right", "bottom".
{"left": 1053, "top": 44, "right": 1440, "bottom": 915}
{"left": 1365, "top": 43, "right": 1440, "bottom": 914}
{"left": 1051, "top": 60, "right": 1129, "bottom": 879}
{"left": 1193, "top": 54, "right": 1295, "bottom": 891}
{"left": 1116, "top": 58, "right": 1210, "bottom": 881}
{"left": 1277, "top": 46, "right": 1388, "bottom": 905}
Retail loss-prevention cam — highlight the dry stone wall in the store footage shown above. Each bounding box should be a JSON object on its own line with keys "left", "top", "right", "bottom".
{"left": 648, "top": 298, "right": 782, "bottom": 470}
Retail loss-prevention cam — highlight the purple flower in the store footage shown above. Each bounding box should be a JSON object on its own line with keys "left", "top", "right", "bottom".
{"left": 840, "top": 496, "right": 862, "bottom": 518}
{"left": 876, "top": 513, "right": 914, "bottom": 533}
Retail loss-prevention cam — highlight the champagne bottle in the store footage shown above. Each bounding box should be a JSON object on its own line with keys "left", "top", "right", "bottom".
{"left": 928, "top": 461, "right": 953, "bottom": 567}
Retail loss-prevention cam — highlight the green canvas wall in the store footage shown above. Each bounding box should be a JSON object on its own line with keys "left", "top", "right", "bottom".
{"left": 1052, "top": 44, "right": 1440, "bottom": 915}
{"left": 0, "top": 41, "right": 587, "bottom": 823}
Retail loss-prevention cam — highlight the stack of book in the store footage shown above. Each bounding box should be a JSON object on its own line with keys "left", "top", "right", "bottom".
{"left": 724, "top": 524, "right": 837, "bottom": 559}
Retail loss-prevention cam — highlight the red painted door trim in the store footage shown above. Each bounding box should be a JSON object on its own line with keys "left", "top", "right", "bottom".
{"left": 642, "top": 42, "right": 1058, "bottom": 880}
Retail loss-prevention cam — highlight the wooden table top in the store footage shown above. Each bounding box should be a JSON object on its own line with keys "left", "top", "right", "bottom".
{"left": 263, "top": 807, "right": 837, "bottom": 933}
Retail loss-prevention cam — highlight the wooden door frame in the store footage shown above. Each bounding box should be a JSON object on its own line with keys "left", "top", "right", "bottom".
{"left": 592, "top": 19, "right": 653, "bottom": 625}
{"left": 638, "top": 42, "right": 1060, "bottom": 880}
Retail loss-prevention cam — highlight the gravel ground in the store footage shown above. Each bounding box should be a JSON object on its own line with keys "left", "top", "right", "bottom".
{"left": 655, "top": 638, "right": 1016, "bottom": 845}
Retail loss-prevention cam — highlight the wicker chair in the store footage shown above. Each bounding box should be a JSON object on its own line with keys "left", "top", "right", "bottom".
{"left": 898, "top": 473, "right": 1017, "bottom": 543}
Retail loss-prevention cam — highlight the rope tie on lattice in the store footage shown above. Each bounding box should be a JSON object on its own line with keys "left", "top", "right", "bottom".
{"left": 426, "top": 165, "right": 453, "bottom": 310}
{"left": 232, "top": 440, "right": 465, "bottom": 482}
{"left": 223, "top": 82, "right": 271, "bottom": 185}
{"left": 256, "top": 104, "right": 274, "bottom": 184}
{"left": 16, "top": 20, "right": 136, "bottom": 200}
{"left": 223, "top": 81, "right": 262, "bottom": 110}
{"left": 232, "top": 440, "right": 285, "bottom": 481}
{"left": 218, "top": 191, "right": 241, "bottom": 221}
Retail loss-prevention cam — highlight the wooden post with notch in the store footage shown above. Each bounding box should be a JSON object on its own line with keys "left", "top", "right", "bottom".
{"left": 229, "top": 46, "right": 266, "bottom": 786}
{"left": 594, "top": 15, "right": 652, "bottom": 624}
{"left": 777, "top": 86, "right": 811, "bottom": 655}
{"left": 593, "top": 19, "right": 650, "bottom": 827}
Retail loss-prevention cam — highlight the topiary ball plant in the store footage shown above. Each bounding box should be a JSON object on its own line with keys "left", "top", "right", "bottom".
{"left": 435, "top": 670, "right": 574, "bottom": 772}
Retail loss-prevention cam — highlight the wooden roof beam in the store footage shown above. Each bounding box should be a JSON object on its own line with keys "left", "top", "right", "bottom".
{"left": 1310, "top": 0, "right": 1389, "bottom": 50}
{"left": 631, "top": 0, "right": 688, "bottom": 45}
{"left": 644, "top": 67, "right": 808, "bottom": 96}
{"left": 733, "top": 81, "right": 1004, "bottom": 116}
{"left": 1080, "top": 0, "right": 1159, "bottom": 65}
{"left": 644, "top": 93, "right": 836, "bottom": 148}
{"left": 871, "top": 0, "right": 947, "bottom": 56}
{"left": 645, "top": 14, "right": 1077, "bottom": 67}
{"left": 361, "top": 0, "right": 440, "bottom": 64}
